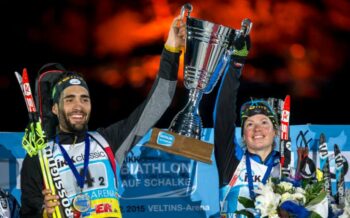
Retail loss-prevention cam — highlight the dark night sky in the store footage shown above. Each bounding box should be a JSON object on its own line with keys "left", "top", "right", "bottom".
{"left": 1, "top": 0, "right": 350, "bottom": 132}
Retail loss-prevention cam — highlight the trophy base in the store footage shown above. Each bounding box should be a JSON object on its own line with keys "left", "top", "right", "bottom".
{"left": 145, "top": 128, "right": 213, "bottom": 164}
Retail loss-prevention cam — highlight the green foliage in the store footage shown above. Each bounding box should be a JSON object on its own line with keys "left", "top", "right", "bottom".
{"left": 309, "top": 211, "right": 323, "bottom": 218}
{"left": 307, "top": 191, "right": 327, "bottom": 207}
{"left": 303, "top": 180, "right": 325, "bottom": 206}
{"left": 238, "top": 196, "right": 255, "bottom": 208}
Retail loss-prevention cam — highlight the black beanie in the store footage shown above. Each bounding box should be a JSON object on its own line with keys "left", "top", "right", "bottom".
{"left": 51, "top": 72, "right": 89, "bottom": 103}
{"left": 240, "top": 100, "right": 278, "bottom": 135}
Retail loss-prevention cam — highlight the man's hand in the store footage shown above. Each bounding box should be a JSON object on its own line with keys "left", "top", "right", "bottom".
{"left": 165, "top": 15, "right": 186, "bottom": 53}
{"left": 42, "top": 189, "right": 60, "bottom": 217}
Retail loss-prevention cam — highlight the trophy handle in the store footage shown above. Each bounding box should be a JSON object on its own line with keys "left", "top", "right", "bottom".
{"left": 233, "top": 18, "right": 252, "bottom": 43}
{"left": 228, "top": 18, "right": 253, "bottom": 54}
{"left": 180, "top": 3, "right": 193, "bottom": 20}
{"left": 240, "top": 18, "right": 252, "bottom": 36}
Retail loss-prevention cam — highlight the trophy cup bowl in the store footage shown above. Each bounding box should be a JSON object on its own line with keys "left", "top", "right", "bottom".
{"left": 147, "top": 3, "right": 252, "bottom": 164}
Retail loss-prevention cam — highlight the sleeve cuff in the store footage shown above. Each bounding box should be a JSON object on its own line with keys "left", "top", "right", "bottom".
{"left": 164, "top": 44, "right": 182, "bottom": 53}
{"left": 158, "top": 48, "right": 180, "bottom": 81}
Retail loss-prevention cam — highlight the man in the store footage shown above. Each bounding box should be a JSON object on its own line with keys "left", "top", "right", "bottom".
{"left": 20, "top": 16, "right": 186, "bottom": 218}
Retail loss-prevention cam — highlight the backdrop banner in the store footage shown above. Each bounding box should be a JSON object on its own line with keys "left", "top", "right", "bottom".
{"left": 1, "top": 125, "right": 349, "bottom": 217}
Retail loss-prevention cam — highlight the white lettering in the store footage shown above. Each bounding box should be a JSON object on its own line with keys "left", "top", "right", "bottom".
{"left": 160, "top": 134, "right": 173, "bottom": 141}
{"left": 144, "top": 178, "right": 190, "bottom": 187}
{"left": 43, "top": 148, "right": 73, "bottom": 217}
{"left": 121, "top": 163, "right": 191, "bottom": 175}
{"left": 90, "top": 189, "right": 115, "bottom": 198}
{"left": 122, "top": 179, "right": 141, "bottom": 187}
{"left": 147, "top": 204, "right": 210, "bottom": 212}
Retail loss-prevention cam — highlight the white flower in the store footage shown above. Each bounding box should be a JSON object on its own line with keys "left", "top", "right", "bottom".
{"left": 292, "top": 192, "right": 306, "bottom": 204}
{"left": 254, "top": 182, "right": 281, "bottom": 217}
{"left": 254, "top": 180, "right": 274, "bottom": 196}
{"left": 280, "top": 192, "right": 293, "bottom": 203}
{"left": 277, "top": 181, "right": 293, "bottom": 192}
{"left": 295, "top": 187, "right": 306, "bottom": 194}
{"left": 255, "top": 196, "right": 280, "bottom": 218}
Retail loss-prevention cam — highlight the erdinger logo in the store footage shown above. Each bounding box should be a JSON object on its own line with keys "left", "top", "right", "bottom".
{"left": 96, "top": 203, "right": 112, "bottom": 213}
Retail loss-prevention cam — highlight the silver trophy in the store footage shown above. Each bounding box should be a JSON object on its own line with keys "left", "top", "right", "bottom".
{"left": 147, "top": 3, "right": 252, "bottom": 164}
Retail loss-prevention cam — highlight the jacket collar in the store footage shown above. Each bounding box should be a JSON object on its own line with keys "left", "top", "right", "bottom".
{"left": 246, "top": 149, "right": 280, "bottom": 166}
{"left": 57, "top": 131, "right": 86, "bottom": 144}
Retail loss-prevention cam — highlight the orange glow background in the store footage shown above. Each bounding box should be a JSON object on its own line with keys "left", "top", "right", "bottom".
{"left": 1, "top": 0, "right": 350, "bottom": 130}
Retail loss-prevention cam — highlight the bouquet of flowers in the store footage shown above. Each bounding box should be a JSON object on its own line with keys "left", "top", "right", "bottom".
{"left": 236, "top": 178, "right": 328, "bottom": 218}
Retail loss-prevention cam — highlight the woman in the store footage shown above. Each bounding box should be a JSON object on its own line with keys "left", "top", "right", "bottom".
{"left": 213, "top": 38, "right": 281, "bottom": 217}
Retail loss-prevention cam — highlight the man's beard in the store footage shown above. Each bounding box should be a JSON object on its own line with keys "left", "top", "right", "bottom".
{"left": 59, "top": 111, "right": 89, "bottom": 133}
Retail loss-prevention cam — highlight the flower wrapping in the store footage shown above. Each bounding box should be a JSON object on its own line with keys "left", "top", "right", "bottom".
{"left": 237, "top": 178, "right": 328, "bottom": 218}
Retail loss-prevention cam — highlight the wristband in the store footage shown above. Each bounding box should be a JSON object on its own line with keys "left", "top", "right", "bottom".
{"left": 164, "top": 44, "right": 181, "bottom": 53}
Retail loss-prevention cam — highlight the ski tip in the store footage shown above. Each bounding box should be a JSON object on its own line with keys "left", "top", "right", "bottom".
{"left": 14, "top": 71, "right": 23, "bottom": 85}
{"left": 282, "top": 95, "right": 290, "bottom": 112}
{"left": 319, "top": 133, "right": 326, "bottom": 142}
{"left": 22, "top": 68, "right": 29, "bottom": 83}
{"left": 14, "top": 71, "right": 21, "bottom": 77}
{"left": 284, "top": 95, "right": 290, "bottom": 105}
{"left": 334, "top": 144, "right": 340, "bottom": 153}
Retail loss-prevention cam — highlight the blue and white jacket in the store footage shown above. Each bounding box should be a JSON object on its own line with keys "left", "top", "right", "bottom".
{"left": 213, "top": 62, "right": 281, "bottom": 217}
